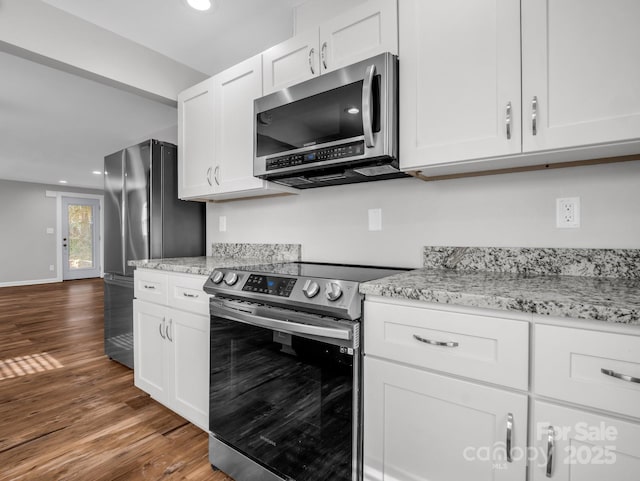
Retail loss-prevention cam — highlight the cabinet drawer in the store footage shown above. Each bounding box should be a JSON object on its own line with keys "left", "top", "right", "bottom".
{"left": 168, "top": 273, "right": 210, "bottom": 316}
{"left": 534, "top": 324, "right": 640, "bottom": 419}
{"left": 364, "top": 300, "right": 529, "bottom": 390}
{"left": 134, "top": 269, "right": 168, "bottom": 304}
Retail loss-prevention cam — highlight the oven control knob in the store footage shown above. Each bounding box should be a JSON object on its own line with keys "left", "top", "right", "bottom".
{"left": 302, "top": 280, "right": 320, "bottom": 298}
{"left": 211, "top": 271, "right": 224, "bottom": 284}
{"left": 224, "top": 272, "right": 239, "bottom": 286}
{"left": 325, "top": 282, "right": 342, "bottom": 302}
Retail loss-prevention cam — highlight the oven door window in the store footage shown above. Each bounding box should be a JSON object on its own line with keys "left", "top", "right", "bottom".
{"left": 257, "top": 80, "right": 377, "bottom": 158}
{"left": 210, "top": 316, "right": 354, "bottom": 481}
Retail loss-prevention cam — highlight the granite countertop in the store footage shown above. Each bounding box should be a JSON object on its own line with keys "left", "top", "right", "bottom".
{"left": 128, "top": 256, "right": 269, "bottom": 276}
{"left": 360, "top": 268, "right": 640, "bottom": 325}
{"left": 128, "top": 242, "right": 302, "bottom": 276}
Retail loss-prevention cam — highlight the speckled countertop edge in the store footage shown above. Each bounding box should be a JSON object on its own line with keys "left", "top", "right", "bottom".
{"left": 127, "top": 256, "right": 268, "bottom": 276}
{"left": 360, "top": 268, "right": 640, "bottom": 325}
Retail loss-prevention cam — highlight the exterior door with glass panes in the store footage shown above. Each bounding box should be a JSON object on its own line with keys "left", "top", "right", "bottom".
{"left": 62, "top": 197, "right": 101, "bottom": 280}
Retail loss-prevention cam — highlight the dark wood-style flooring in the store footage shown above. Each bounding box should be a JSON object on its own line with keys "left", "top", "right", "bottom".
{"left": 0, "top": 279, "right": 232, "bottom": 481}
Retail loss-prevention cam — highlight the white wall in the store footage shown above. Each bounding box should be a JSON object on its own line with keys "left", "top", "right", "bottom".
{"left": 0, "top": 179, "right": 103, "bottom": 285}
{"left": 294, "top": 0, "right": 368, "bottom": 32}
{"left": 206, "top": 161, "right": 640, "bottom": 268}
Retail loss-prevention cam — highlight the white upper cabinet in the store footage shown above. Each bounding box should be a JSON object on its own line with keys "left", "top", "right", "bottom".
{"left": 262, "top": 0, "right": 398, "bottom": 95}
{"left": 401, "top": 0, "right": 640, "bottom": 174}
{"left": 521, "top": 0, "right": 640, "bottom": 152}
{"left": 177, "top": 77, "right": 216, "bottom": 199}
{"left": 213, "top": 54, "right": 265, "bottom": 194}
{"left": 178, "top": 55, "right": 290, "bottom": 201}
{"left": 399, "top": 0, "right": 522, "bottom": 170}
{"left": 263, "top": 29, "right": 320, "bottom": 95}
{"left": 319, "top": 0, "right": 398, "bottom": 74}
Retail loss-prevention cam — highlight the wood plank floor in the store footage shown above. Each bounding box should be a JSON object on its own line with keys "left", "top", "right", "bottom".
{"left": 0, "top": 279, "right": 233, "bottom": 481}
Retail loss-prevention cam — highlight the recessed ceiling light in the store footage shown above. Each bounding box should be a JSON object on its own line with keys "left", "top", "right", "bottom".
{"left": 92, "top": 171, "right": 102, "bottom": 175}
{"left": 345, "top": 107, "right": 360, "bottom": 115}
{"left": 186, "top": 0, "right": 212, "bottom": 11}
{"left": 59, "top": 180, "right": 68, "bottom": 184}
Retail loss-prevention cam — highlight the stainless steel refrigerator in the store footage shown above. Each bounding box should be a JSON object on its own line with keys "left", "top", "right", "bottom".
{"left": 103, "top": 139, "right": 205, "bottom": 368}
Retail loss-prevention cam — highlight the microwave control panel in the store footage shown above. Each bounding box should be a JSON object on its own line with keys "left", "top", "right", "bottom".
{"left": 266, "top": 141, "right": 364, "bottom": 171}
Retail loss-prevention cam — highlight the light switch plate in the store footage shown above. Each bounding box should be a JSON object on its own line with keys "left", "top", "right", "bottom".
{"left": 219, "top": 216, "right": 227, "bottom": 232}
{"left": 368, "top": 208, "right": 382, "bottom": 231}
{"left": 46, "top": 227, "right": 54, "bottom": 234}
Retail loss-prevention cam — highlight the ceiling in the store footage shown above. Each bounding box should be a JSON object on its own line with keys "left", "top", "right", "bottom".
{"left": 41, "top": 0, "right": 302, "bottom": 76}
{"left": 1, "top": 0, "right": 304, "bottom": 190}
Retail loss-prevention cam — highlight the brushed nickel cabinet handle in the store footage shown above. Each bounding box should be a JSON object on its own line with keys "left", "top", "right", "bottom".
{"left": 166, "top": 319, "right": 173, "bottom": 342}
{"left": 532, "top": 96, "right": 538, "bottom": 136}
{"left": 506, "top": 101, "right": 512, "bottom": 140}
{"left": 159, "top": 318, "right": 166, "bottom": 340}
{"left": 206, "top": 167, "right": 212, "bottom": 186}
{"left": 601, "top": 368, "right": 640, "bottom": 384}
{"left": 506, "top": 413, "right": 513, "bottom": 463}
{"left": 546, "top": 425, "right": 555, "bottom": 478}
{"left": 321, "top": 41, "right": 328, "bottom": 70}
{"left": 183, "top": 292, "right": 199, "bottom": 298}
{"left": 143, "top": 284, "right": 156, "bottom": 290}
{"left": 308, "top": 47, "right": 315, "bottom": 75}
{"left": 413, "top": 334, "right": 459, "bottom": 348}
{"left": 214, "top": 165, "right": 220, "bottom": 186}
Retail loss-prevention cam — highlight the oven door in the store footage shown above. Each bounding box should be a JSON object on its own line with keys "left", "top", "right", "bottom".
{"left": 254, "top": 52, "right": 397, "bottom": 179}
{"left": 209, "top": 298, "right": 360, "bottom": 481}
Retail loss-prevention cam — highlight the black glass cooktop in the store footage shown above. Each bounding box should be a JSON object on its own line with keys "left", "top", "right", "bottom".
{"left": 231, "top": 261, "right": 408, "bottom": 283}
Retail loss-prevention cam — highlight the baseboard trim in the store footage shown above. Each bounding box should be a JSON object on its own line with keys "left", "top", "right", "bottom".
{"left": 0, "top": 278, "right": 60, "bottom": 288}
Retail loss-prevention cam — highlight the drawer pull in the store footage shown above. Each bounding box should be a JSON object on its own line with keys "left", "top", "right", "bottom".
{"left": 506, "top": 412, "right": 513, "bottom": 463}
{"left": 183, "top": 292, "right": 199, "bottom": 299}
{"left": 546, "top": 425, "right": 555, "bottom": 478}
{"left": 413, "top": 334, "right": 459, "bottom": 348}
{"left": 601, "top": 368, "right": 640, "bottom": 384}
{"left": 143, "top": 284, "right": 156, "bottom": 290}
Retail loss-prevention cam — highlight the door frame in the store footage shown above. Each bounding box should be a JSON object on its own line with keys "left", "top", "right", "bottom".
{"left": 46, "top": 190, "right": 104, "bottom": 282}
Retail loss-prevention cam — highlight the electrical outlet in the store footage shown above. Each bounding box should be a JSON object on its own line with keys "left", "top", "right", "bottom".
{"left": 219, "top": 215, "right": 227, "bottom": 232}
{"left": 556, "top": 197, "right": 580, "bottom": 228}
{"left": 46, "top": 227, "right": 54, "bottom": 234}
{"left": 49, "top": 265, "right": 55, "bottom": 272}
{"left": 368, "top": 208, "right": 382, "bottom": 231}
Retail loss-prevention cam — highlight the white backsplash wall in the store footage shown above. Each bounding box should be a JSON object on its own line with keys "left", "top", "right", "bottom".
{"left": 206, "top": 161, "right": 640, "bottom": 268}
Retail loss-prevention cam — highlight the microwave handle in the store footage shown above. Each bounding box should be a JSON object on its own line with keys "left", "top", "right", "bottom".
{"left": 362, "top": 64, "right": 376, "bottom": 148}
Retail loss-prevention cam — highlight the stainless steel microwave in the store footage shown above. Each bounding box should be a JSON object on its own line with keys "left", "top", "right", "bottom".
{"left": 253, "top": 52, "right": 405, "bottom": 189}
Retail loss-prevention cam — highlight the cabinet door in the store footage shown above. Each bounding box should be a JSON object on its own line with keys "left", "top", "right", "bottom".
{"left": 364, "top": 356, "right": 528, "bottom": 481}
{"left": 522, "top": 0, "right": 640, "bottom": 152}
{"left": 399, "top": 0, "right": 521, "bottom": 170}
{"left": 214, "top": 55, "right": 265, "bottom": 194}
{"left": 133, "top": 300, "right": 167, "bottom": 403}
{"left": 262, "top": 29, "right": 319, "bottom": 94}
{"left": 531, "top": 401, "right": 640, "bottom": 481}
{"left": 166, "top": 308, "right": 209, "bottom": 431}
{"left": 177, "top": 77, "right": 216, "bottom": 199}
{"left": 319, "top": 0, "right": 398, "bottom": 74}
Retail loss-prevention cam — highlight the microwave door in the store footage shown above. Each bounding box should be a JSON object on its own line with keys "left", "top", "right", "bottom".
{"left": 255, "top": 80, "right": 365, "bottom": 159}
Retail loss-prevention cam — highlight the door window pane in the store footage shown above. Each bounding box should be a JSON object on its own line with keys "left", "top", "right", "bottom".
{"left": 68, "top": 205, "right": 94, "bottom": 270}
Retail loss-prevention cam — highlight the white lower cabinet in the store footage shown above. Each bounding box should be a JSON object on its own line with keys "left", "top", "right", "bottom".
{"left": 364, "top": 356, "right": 528, "bottom": 481}
{"left": 531, "top": 401, "right": 640, "bottom": 481}
{"left": 363, "top": 298, "right": 529, "bottom": 481}
{"left": 133, "top": 270, "right": 210, "bottom": 431}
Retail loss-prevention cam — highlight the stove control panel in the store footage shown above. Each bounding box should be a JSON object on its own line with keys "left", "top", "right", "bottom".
{"left": 242, "top": 274, "right": 297, "bottom": 297}
{"left": 203, "top": 268, "right": 363, "bottom": 320}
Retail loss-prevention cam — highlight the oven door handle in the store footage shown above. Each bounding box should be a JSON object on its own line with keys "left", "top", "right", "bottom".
{"left": 211, "top": 302, "right": 352, "bottom": 341}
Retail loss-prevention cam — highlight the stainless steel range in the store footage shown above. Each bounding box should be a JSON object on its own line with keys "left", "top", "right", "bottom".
{"left": 203, "top": 262, "right": 406, "bottom": 481}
